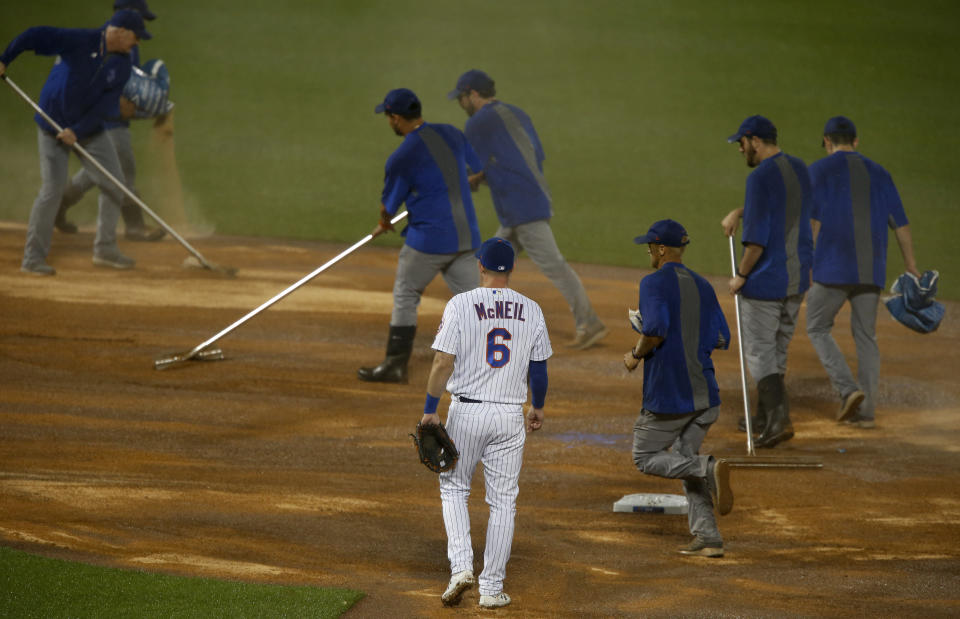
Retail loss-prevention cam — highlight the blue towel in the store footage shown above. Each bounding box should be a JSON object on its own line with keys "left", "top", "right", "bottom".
{"left": 884, "top": 270, "right": 945, "bottom": 333}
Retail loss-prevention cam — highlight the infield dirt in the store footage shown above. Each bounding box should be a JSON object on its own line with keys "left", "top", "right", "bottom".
{"left": 1, "top": 224, "right": 958, "bottom": 617}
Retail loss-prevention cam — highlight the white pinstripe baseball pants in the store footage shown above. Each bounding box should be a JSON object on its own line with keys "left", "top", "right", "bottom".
{"left": 439, "top": 401, "right": 525, "bottom": 596}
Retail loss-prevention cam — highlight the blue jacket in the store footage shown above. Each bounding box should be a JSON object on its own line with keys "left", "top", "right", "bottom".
{"left": 1, "top": 26, "right": 132, "bottom": 139}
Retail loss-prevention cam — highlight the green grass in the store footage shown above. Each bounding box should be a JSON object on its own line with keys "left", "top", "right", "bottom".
{"left": 0, "top": 546, "right": 362, "bottom": 618}
{"left": 1, "top": 0, "right": 957, "bottom": 296}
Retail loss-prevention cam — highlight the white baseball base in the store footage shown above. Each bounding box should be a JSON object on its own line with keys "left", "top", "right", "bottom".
{"left": 613, "top": 493, "right": 688, "bottom": 514}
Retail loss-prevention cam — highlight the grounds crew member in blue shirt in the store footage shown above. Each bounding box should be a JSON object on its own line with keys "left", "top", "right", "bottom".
{"left": 1, "top": 9, "right": 150, "bottom": 275}
{"left": 448, "top": 70, "right": 607, "bottom": 350}
{"left": 623, "top": 219, "right": 732, "bottom": 558}
{"left": 55, "top": 0, "right": 165, "bottom": 243}
{"left": 359, "top": 88, "right": 483, "bottom": 383}
{"left": 806, "top": 116, "right": 921, "bottom": 429}
{"left": 721, "top": 115, "right": 813, "bottom": 448}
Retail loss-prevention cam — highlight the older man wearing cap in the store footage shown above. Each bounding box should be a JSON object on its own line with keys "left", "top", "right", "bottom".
{"left": 720, "top": 115, "right": 813, "bottom": 447}
{"left": 54, "top": 0, "right": 165, "bottom": 243}
{"left": 448, "top": 69, "right": 607, "bottom": 350}
{"left": 422, "top": 237, "right": 551, "bottom": 608}
{"left": 623, "top": 219, "right": 732, "bottom": 557}
{"left": 806, "top": 116, "right": 921, "bottom": 429}
{"left": 358, "top": 88, "right": 483, "bottom": 384}
{"left": 1, "top": 9, "right": 150, "bottom": 275}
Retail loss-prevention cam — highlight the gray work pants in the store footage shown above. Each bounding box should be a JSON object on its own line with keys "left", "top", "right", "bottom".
{"left": 495, "top": 219, "right": 599, "bottom": 331}
{"left": 632, "top": 406, "right": 721, "bottom": 544}
{"left": 23, "top": 129, "right": 124, "bottom": 268}
{"left": 806, "top": 282, "right": 880, "bottom": 421}
{"left": 740, "top": 294, "right": 804, "bottom": 381}
{"left": 67, "top": 125, "right": 146, "bottom": 230}
{"left": 391, "top": 244, "right": 479, "bottom": 326}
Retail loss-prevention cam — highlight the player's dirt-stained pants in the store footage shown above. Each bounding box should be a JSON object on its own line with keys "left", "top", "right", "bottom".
{"left": 632, "top": 406, "right": 722, "bottom": 544}
{"left": 23, "top": 129, "right": 125, "bottom": 268}
{"left": 495, "top": 219, "right": 601, "bottom": 332}
{"left": 439, "top": 401, "right": 525, "bottom": 596}
{"left": 391, "top": 245, "right": 479, "bottom": 327}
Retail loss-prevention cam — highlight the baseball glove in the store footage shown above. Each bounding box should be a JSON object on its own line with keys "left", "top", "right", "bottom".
{"left": 410, "top": 421, "right": 459, "bottom": 473}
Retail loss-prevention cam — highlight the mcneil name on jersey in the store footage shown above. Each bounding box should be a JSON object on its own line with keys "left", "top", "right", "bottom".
{"left": 474, "top": 300, "right": 526, "bottom": 322}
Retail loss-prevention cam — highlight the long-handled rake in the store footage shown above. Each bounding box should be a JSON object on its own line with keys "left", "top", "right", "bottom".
{"left": 2, "top": 74, "right": 236, "bottom": 276}
{"left": 725, "top": 235, "right": 822, "bottom": 469}
{"left": 154, "top": 211, "right": 409, "bottom": 369}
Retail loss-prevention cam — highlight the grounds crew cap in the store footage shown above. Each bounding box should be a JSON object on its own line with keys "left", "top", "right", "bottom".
{"left": 375, "top": 88, "right": 422, "bottom": 116}
{"left": 727, "top": 115, "right": 777, "bottom": 143}
{"left": 109, "top": 9, "right": 152, "bottom": 39}
{"left": 447, "top": 69, "right": 495, "bottom": 99}
{"left": 823, "top": 115, "right": 857, "bottom": 137}
{"left": 633, "top": 219, "right": 690, "bottom": 247}
{"left": 113, "top": 0, "right": 157, "bottom": 20}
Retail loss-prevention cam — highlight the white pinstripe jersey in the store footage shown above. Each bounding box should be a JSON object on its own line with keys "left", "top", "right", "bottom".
{"left": 432, "top": 287, "right": 552, "bottom": 404}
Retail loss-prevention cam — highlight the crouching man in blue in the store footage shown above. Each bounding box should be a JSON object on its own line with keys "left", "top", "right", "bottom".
{"left": 0, "top": 9, "right": 150, "bottom": 275}
{"left": 623, "top": 219, "right": 733, "bottom": 558}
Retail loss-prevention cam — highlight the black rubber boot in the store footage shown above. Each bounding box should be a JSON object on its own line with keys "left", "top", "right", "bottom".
{"left": 756, "top": 374, "right": 794, "bottom": 448}
{"left": 357, "top": 325, "right": 416, "bottom": 383}
{"left": 737, "top": 395, "right": 768, "bottom": 433}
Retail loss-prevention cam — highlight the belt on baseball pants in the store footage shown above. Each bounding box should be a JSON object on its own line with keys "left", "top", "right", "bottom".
{"left": 455, "top": 395, "right": 483, "bottom": 403}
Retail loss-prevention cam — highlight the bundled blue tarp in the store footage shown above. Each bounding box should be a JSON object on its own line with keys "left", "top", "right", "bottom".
{"left": 884, "top": 270, "right": 945, "bottom": 334}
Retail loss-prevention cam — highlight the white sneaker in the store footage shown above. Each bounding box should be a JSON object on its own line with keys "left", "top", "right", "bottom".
{"left": 441, "top": 570, "right": 474, "bottom": 606}
{"left": 479, "top": 591, "right": 511, "bottom": 608}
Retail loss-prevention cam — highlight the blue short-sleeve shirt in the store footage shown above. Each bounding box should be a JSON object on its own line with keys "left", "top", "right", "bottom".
{"left": 740, "top": 152, "right": 814, "bottom": 300}
{"left": 637, "top": 263, "right": 730, "bottom": 414}
{"left": 809, "top": 151, "right": 909, "bottom": 288}
{"left": 464, "top": 101, "right": 552, "bottom": 227}
{"left": 381, "top": 122, "right": 482, "bottom": 255}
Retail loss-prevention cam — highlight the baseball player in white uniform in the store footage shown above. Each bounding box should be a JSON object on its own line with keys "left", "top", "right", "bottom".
{"left": 420, "top": 237, "right": 552, "bottom": 609}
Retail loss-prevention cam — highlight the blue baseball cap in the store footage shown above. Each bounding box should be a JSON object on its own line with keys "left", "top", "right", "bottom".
{"left": 476, "top": 237, "right": 515, "bottom": 272}
{"left": 109, "top": 9, "right": 152, "bottom": 39}
{"left": 447, "top": 69, "right": 495, "bottom": 99}
{"left": 633, "top": 219, "right": 690, "bottom": 247}
{"left": 727, "top": 115, "right": 777, "bottom": 143}
{"left": 113, "top": 0, "right": 156, "bottom": 20}
{"left": 374, "top": 88, "right": 422, "bottom": 116}
{"left": 823, "top": 115, "right": 857, "bottom": 137}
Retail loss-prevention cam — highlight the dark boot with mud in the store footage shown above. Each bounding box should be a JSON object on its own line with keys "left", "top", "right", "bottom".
{"left": 357, "top": 325, "right": 416, "bottom": 384}
{"left": 756, "top": 374, "right": 794, "bottom": 448}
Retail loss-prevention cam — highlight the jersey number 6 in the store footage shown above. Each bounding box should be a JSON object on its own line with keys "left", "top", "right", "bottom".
{"left": 486, "top": 328, "right": 512, "bottom": 368}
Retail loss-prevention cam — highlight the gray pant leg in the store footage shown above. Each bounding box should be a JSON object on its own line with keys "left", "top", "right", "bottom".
{"left": 775, "top": 293, "right": 803, "bottom": 375}
{"left": 806, "top": 283, "right": 860, "bottom": 399}
{"left": 23, "top": 130, "right": 71, "bottom": 267}
{"left": 512, "top": 220, "right": 599, "bottom": 331}
{"left": 740, "top": 297, "right": 783, "bottom": 381}
{"left": 392, "top": 245, "right": 471, "bottom": 326}
{"left": 849, "top": 288, "right": 880, "bottom": 420}
{"left": 440, "top": 250, "right": 479, "bottom": 295}
{"left": 77, "top": 132, "right": 125, "bottom": 255}
{"left": 108, "top": 126, "right": 146, "bottom": 230}
{"left": 632, "top": 407, "right": 721, "bottom": 543}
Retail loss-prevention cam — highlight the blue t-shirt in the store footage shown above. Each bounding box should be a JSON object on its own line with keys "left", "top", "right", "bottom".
{"left": 1, "top": 27, "right": 131, "bottom": 139}
{"left": 809, "top": 151, "right": 909, "bottom": 288}
{"left": 638, "top": 262, "right": 730, "bottom": 415}
{"left": 464, "top": 101, "right": 552, "bottom": 227}
{"left": 381, "top": 122, "right": 482, "bottom": 255}
{"left": 740, "top": 152, "right": 813, "bottom": 300}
